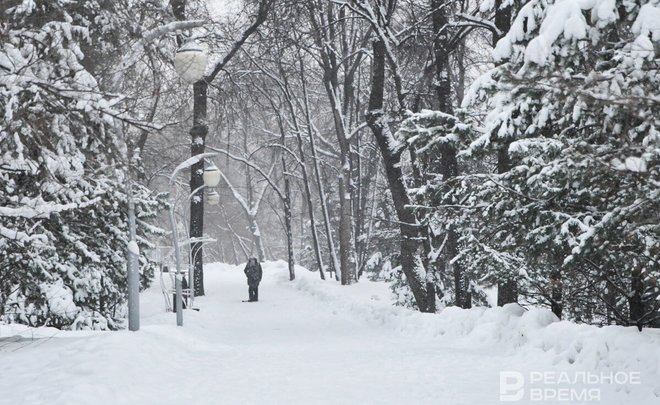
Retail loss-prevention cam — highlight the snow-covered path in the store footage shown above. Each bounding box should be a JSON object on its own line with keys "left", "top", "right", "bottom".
{"left": 1, "top": 262, "right": 658, "bottom": 404}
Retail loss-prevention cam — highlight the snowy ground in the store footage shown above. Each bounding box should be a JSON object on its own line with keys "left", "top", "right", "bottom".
{"left": 1, "top": 261, "right": 659, "bottom": 404}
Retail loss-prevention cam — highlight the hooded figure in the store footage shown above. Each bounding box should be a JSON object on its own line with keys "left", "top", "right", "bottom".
{"left": 244, "top": 258, "right": 262, "bottom": 302}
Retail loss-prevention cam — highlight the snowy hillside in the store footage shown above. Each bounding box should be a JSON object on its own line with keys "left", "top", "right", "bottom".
{"left": 1, "top": 262, "right": 658, "bottom": 404}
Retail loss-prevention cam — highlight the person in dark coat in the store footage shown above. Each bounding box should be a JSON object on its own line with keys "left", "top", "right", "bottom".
{"left": 244, "top": 258, "right": 263, "bottom": 302}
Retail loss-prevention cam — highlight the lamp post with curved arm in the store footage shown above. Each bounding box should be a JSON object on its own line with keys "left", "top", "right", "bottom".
{"left": 168, "top": 153, "right": 218, "bottom": 326}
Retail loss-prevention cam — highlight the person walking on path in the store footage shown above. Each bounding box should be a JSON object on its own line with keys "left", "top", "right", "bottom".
{"left": 244, "top": 258, "right": 262, "bottom": 302}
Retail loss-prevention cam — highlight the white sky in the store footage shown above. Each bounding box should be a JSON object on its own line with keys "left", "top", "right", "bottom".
{"left": 207, "top": 0, "right": 243, "bottom": 19}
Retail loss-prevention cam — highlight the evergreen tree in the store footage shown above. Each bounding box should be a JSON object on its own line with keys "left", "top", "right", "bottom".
{"left": 1, "top": 0, "right": 167, "bottom": 329}
{"left": 455, "top": 0, "right": 659, "bottom": 328}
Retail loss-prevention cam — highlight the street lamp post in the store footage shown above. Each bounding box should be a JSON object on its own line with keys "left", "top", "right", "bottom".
{"left": 174, "top": 40, "right": 207, "bottom": 84}
{"left": 127, "top": 183, "right": 140, "bottom": 331}
{"left": 207, "top": 190, "right": 220, "bottom": 206}
{"left": 187, "top": 164, "right": 221, "bottom": 304}
{"left": 174, "top": 39, "right": 211, "bottom": 298}
{"left": 168, "top": 153, "right": 219, "bottom": 326}
{"left": 170, "top": 40, "right": 209, "bottom": 328}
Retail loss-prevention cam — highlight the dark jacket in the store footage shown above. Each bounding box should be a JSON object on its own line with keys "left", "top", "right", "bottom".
{"left": 244, "top": 258, "right": 262, "bottom": 286}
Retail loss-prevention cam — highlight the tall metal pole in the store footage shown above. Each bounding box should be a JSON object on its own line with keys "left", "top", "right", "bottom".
{"left": 169, "top": 202, "right": 184, "bottom": 326}
{"left": 116, "top": 117, "right": 140, "bottom": 331}
{"left": 127, "top": 178, "right": 140, "bottom": 331}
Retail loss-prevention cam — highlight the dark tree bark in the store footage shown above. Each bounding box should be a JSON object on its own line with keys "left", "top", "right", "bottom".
{"left": 365, "top": 39, "right": 433, "bottom": 312}
{"left": 550, "top": 269, "right": 563, "bottom": 319}
{"left": 298, "top": 57, "right": 341, "bottom": 280}
{"left": 280, "top": 125, "right": 295, "bottom": 281}
{"left": 293, "top": 126, "right": 326, "bottom": 281}
{"left": 431, "top": 0, "right": 469, "bottom": 308}
{"left": 493, "top": 0, "right": 518, "bottom": 307}
{"left": 278, "top": 67, "right": 327, "bottom": 281}
{"left": 189, "top": 81, "right": 208, "bottom": 296}
{"left": 307, "top": 0, "right": 360, "bottom": 285}
{"left": 355, "top": 136, "right": 379, "bottom": 277}
{"left": 630, "top": 267, "right": 645, "bottom": 331}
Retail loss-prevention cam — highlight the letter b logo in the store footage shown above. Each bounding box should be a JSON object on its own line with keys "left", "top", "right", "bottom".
{"left": 500, "top": 371, "right": 525, "bottom": 402}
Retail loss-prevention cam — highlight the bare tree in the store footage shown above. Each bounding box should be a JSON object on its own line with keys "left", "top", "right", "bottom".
{"left": 305, "top": 0, "right": 375, "bottom": 284}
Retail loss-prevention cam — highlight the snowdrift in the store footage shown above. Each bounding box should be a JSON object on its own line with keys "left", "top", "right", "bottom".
{"left": 268, "top": 260, "right": 660, "bottom": 398}
{"left": 2, "top": 260, "right": 658, "bottom": 403}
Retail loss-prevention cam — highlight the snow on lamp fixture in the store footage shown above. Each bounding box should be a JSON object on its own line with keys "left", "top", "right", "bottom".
{"left": 207, "top": 190, "right": 220, "bottom": 206}
{"left": 203, "top": 165, "right": 221, "bottom": 188}
{"left": 174, "top": 40, "right": 207, "bottom": 83}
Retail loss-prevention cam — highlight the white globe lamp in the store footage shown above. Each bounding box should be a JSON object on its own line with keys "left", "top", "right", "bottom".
{"left": 207, "top": 190, "right": 220, "bottom": 206}
{"left": 203, "top": 165, "right": 221, "bottom": 188}
{"left": 174, "top": 40, "right": 208, "bottom": 83}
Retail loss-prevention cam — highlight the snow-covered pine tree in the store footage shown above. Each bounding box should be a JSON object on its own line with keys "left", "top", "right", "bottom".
{"left": 1, "top": 1, "right": 167, "bottom": 329}
{"left": 459, "top": 0, "right": 659, "bottom": 328}
{"left": 396, "top": 110, "right": 475, "bottom": 307}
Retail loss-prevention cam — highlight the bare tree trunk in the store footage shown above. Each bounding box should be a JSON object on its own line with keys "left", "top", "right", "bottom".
{"left": 280, "top": 130, "right": 296, "bottom": 280}
{"left": 267, "top": 69, "right": 327, "bottom": 280}
{"left": 300, "top": 60, "right": 340, "bottom": 281}
{"left": 605, "top": 272, "right": 617, "bottom": 324}
{"left": 220, "top": 207, "right": 240, "bottom": 264}
{"left": 354, "top": 131, "right": 363, "bottom": 273}
{"left": 242, "top": 119, "right": 266, "bottom": 263}
{"left": 630, "top": 266, "right": 645, "bottom": 331}
{"left": 550, "top": 269, "right": 563, "bottom": 319}
{"left": 356, "top": 137, "right": 379, "bottom": 277}
{"left": 454, "top": 41, "right": 466, "bottom": 107}
{"left": 362, "top": 162, "right": 380, "bottom": 266}
{"left": 409, "top": 145, "right": 439, "bottom": 311}
{"left": 365, "top": 39, "right": 433, "bottom": 312}
{"left": 432, "top": 0, "right": 469, "bottom": 308}
{"left": 493, "top": 0, "right": 518, "bottom": 307}
{"left": 248, "top": 215, "right": 266, "bottom": 262}
{"left": 307, "top": 0, "right": 359, "bottom": 285}
{"left": 217, "top": 240, "right": 225, "bottom": 263}
{"left": 337, "top": 111, "right": 357, "bottom": 283}
{"left": 293, "top": 126, "right": 326, "bottom": 280}
{"left": 328, "top": 83, "right": 356, "bottom": 285}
